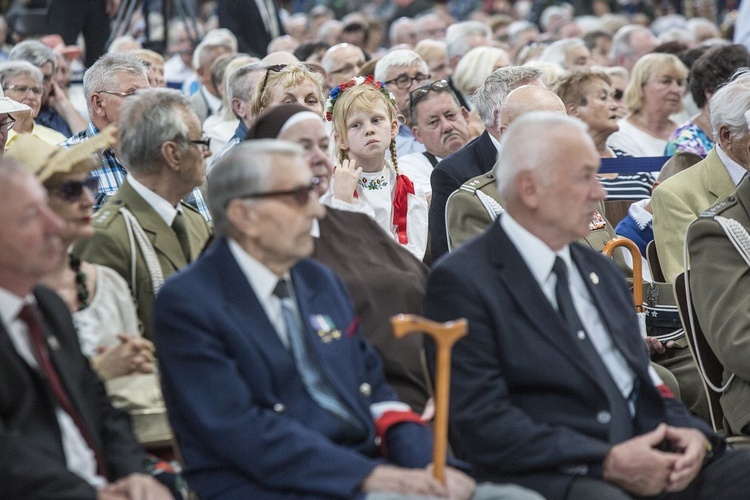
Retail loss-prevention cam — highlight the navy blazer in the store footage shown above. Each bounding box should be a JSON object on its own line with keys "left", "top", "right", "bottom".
{"left": 0, "top": 286, "right": 147, "bottom": 499}
{"left": 423, "top": 219, "right": 718, "bottom": 500}
{"left": 154, "top": 238, "right": 433, "bottom": 499}
{"left": 429, "top": 130, "right": 498, "bottom": 261}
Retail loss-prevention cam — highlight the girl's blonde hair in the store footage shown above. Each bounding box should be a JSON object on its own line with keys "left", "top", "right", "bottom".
{"left": 330, "top": 84, "right": 400, "bottom": 173}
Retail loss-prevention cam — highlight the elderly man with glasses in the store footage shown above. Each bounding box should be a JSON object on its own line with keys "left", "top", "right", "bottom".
{"left": 61, "top": 53, "right": 211, "bottom": 221}
{"left": 399, "top": 80, "right": 471, "bottom": 204}
{"left": 73, "top": 88, "right": 211, "bottom": 342}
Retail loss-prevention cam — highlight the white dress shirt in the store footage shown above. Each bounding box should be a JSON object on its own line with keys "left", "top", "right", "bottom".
{"left": 128, "top": 175, "right": 180, "bottom": 226}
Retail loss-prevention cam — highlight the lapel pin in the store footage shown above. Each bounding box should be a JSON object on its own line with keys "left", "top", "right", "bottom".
{"left": 47, "top": 336, "right": 60, "bottom": 351}
{"left": 589, "top": 272, "right": 599, "bottom": 285}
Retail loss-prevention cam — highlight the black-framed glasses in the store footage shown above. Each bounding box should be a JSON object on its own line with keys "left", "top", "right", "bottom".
{"left": 188, "top": 135, "right": 211, "bottom": 152}
{"left": 258, "top": 63, "right": 322, "bottom": 98}
{"left": 49, "top": 176, "right": 99, "bottom": 202}
{"left": 385, "top": 72, "right": 431, "bottom": 90}
{"left": 0, "top": 114, "right": 16, "bottom": 131}
{"left": 409, "top": 79, "right": 452, "bottom": 115}
{"left": 6, "top": 85, "right": 43, "bottom": 96}
{"left": 98, "top": 89, "right": 138, "bottom": 98}
{"left": 612, "top": 89, "right": 624, "bottom": 100}
{"left": 233, "top": 177, "right": 320, "bottom": 207}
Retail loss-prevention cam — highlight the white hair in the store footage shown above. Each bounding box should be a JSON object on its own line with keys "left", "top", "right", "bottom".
{"left": 445, "top": 21, "right": 491, "bottom": 60}
{"left": 540, "top": 38, "right": 585, "bottom": 68}
{"left": 374, "top": 49, "right": 428, "bottom": 82}
{"left": 714, "top": 69, "right": 750, "bottom": 139}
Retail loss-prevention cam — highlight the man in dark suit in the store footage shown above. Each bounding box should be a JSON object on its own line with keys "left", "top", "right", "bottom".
{"left": 154, "top": 140, "right": 539, "bottom": 499}
{"left": 424, "top": 112, "right": 750, "bottom": 500}
{"left": 217, "top": 0, "right": 284, "bottom": 58}
{"left": 428, "top": 66, "right": 543, "bottom": 260}
{"left": 0, "top": 161, "right": 169, "bottom": 498}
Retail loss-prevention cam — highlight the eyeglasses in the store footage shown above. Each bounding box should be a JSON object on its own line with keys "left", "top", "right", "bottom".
{"left": 258, "top": 63, "right": 322, "bottom": 99}
{"left": 409, "top": 79, "right": 452, "bottom": 115}
{"left": 0, "top": 114, "right": 16, "bottom": 131}
{"left": 188, "top": 135, "right": 211, "bottom": 152}
{"left": 49, "top": 176, "right": 99, "bottom": 202}
{"left": 98, "top": 89, "right": 138, "bottom": 98}
{"left": 6, "top": 85, "right": 44, "bottom": 96}
{"left": 234, "top": 178, "right": 320, "bottom": 207}
{"left": 329, "top": 61, "right": 363, "bottom": 76}
{"left": 612, "top": 89, "right": 624, "bottom": 100}
{"left": 385, "top": 72, "right": 431, "bottom": 90}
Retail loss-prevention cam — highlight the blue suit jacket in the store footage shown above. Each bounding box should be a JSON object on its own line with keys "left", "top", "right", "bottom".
{"left": 429, "top": 131, "right": 498, "bottom": 261}
{"left": 154, "top": 239, "right": 433, "bottom": 499}
{"left": 423, "top": 219, "right": 718, "bottom": 500}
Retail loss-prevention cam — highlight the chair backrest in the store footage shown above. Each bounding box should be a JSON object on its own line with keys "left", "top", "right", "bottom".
{"left": 646, "top": 240, "right": 665, "bottom": 283}
{"left": 673, "top": 271, "right": 725, "bottom": 433}
{"left": 603, "top": 199, "right": 635, "bottom": 228}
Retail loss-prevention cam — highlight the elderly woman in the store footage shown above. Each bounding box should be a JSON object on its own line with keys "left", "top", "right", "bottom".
{"left": 414, "top": 39, "right": 451, "bottom": 82}
{"left": 665, "top": 44, "right": 750, "bottom": 156}
{"left": 8, "top": 129, "right": 155, "bottom": 380}
{"left": 0, "top": 61, "right": 66, "bottom": 148}
{"left": 556, "top": 67, "right": 655, "bottom": 200}
{"left": 453, "top": 46, "right": 511, "bottom": 99}
{"left": 607, "top": 53, "right": 688, "bottom": 157}
{"left": 245, "top": 104, "right": 431, "bottom": 413}
{"left": 250, "top": 62, "right": 325, "bottom": 120}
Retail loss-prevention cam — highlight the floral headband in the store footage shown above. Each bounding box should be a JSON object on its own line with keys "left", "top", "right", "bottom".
{"left": 325, "top": 75, "right": 397, "bottom": 122}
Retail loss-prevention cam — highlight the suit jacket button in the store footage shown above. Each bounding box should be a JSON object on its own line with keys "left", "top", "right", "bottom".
{"left": 359, "top": 383, "right": 371, "bottom": 396}
{"left": 577, "top": 330, "right": 586, "bottom": 340}
{"left": 374, "top": 436, "right": 382, "bottom": 446}
{"left": 273, "top": 403, "right": 286, "bottom": 413}
{"left": 597, "top": 411, "right": 611, "bottom": 424}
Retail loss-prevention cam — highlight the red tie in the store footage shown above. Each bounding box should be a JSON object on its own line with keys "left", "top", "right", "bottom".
{"left": 18, "top": 304, "right": 109, "bottom": 479}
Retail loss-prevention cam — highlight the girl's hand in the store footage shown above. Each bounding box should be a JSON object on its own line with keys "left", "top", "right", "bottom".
{"left": 333, "top": 158, "right": 362, "bottom": 204}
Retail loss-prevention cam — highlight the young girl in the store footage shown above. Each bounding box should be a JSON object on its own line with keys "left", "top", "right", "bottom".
{"left": 322, "top": 75, "right": 429, "bottom": 260}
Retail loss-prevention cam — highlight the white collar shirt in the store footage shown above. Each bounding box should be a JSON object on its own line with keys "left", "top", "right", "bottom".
{"left": 127, "top": 175, "right": 180, "bottom": 227}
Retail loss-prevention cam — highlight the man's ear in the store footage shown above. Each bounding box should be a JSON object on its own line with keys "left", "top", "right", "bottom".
{"left": 231, "top": 98, "right": 246, "bottom": 121}
{"left": 516, "top": 171, "right": 540, "bottom": 209}
{"left": 90, "top": 93, "right": 106, "bottom": 118}
{"left": 717, "top": 124, "right": 733, "bottom": 150}
{"left": 460, "top": 106, "right": 470, "bottom": 123}
{"left": 161, "top": 141, "right": 182, "bottom": 171}
{"left": 566, "top": 102, "right": 579, "bottom": 117}
{"left": 411, "top": 125, "right": 422, "bottom": 142}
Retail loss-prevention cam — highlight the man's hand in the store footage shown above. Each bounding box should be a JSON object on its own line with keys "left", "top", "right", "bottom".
{"left": 663, "top": 426, "right": 707, "bottom": 492}
{"left": 645, "top": 336, "right": 675, "bottom": 355}
{"left": 332, "top": 158, "right": 362, "bottom": 204}
{"left": 603, "top": 424, "right": 678, "bottom": 496}
{"left": 362, "top": 465, "right": 447, "bottom": 497}
{"left": 99, "top": 473, "right": 171, "bottom": 499}
{"left": 441, "top": 466, "right": 476, "bottom": 500}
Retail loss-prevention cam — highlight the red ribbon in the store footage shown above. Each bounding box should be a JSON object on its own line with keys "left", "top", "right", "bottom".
{"left": 392, "top": 174, "right": 414, "bottom": 245}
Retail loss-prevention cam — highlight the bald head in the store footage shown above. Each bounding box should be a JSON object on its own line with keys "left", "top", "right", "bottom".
{"left": 500, "top": 85, "right": 566, "bottom": 131}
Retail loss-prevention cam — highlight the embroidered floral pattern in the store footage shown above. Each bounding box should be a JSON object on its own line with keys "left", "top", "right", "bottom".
{"left": 358, "top": 175, "right": 389, "bottom": 190}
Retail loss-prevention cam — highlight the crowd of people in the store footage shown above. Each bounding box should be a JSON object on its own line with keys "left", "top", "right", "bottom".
{"left": 6, "top": 0, "right": 750, "bottom": 498}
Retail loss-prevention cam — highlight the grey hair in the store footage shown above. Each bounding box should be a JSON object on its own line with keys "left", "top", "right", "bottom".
{"left": 227, "top": 62, "right": 266, "bottom": 102}
{"left": 0, "top": 61, "right": 43, "bottom": 88}
{"left": 118, "top": 88, "right": 192, "bottom": 176}
{"left": 495, "top": 112, "right": 588, "bottom": 198}
{"left": 389, "top": 17, "right": 415, "bottom": 46}
{"left": 714, "top": 69, "right": 750, "bottom": 139}
{"left": 374, "top": 50, "right": 428, "bottom": 82}
{"left": 208, "top": 140, "right": 305, "bottom": 236}
{"left": 321, "top": 43, "right": 364, "bottom": 73}
{"left": 9, "top": 40, "right": 57, "bottom": 71}
{"left": 445, "top": 21, "right": 491, "bottom": 60}
{"left": 83, "top": 54, "right": 148, "bottom": 114}
{"left": 540, "top": 38, "right": 585, "bottom": 68}
{"left": 472, "top": 66, "right": 543, "bottom": 127}
{"left": 610, "top": 25, "right": 652, "bottom": 62}
{"left": 192, "top": 37, "right": 234, "bottom": 71}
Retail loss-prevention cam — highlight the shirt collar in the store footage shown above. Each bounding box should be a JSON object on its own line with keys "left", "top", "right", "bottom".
{"left": 500, "top": 212, "right": 572, "bottom": 286}
{"left": 715, "top": 144, "right": 748, "bottom": 187}
{"left": 201, "top": 85, "right": 222, "bottom": 114}
{"left": 488, "top": 132, "right": 503, "bottom": 155}
{"left": 127, "top": 175, "right": 180, "bottom": 226}
{"left": 0, "top": 286, "right": 30, "bottom": 332}
{"left": 227, "top": 238, "right": 287, "bottom": 301}
{"left": 233, "top": 120, "right": 249, "bottom": 141}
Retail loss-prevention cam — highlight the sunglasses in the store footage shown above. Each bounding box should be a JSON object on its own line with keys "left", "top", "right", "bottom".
{"left": 49, "top": 176, "right": 99, "bottom": 202}
{"left": 233, "top": 177, "right": 320, "bottom": 207}
{"left": 409, "top": 79, "right": 452, "bottom": 115}
{"left": 258, "top": 63, "right": 322, "bottom": 98}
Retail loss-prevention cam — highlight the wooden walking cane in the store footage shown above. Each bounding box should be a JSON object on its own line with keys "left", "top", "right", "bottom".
{"left": 390, "top": 314, "right": 467, "bottom": 483}
{"left": 602, "top": 236, "right": 644, "bottom": 313}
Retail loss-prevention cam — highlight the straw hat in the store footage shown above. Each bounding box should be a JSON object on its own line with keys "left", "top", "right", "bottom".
{"left": 0, "top": 86, "right": 30, "bottom": 115}
{"left": 6, "top": 125, "right": 117, "bottom": 183}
